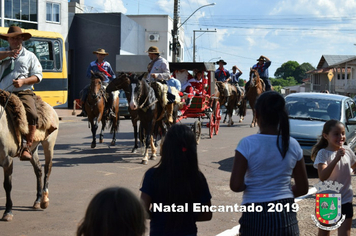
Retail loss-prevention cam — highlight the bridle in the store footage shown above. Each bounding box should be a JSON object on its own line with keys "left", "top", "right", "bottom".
{"left": 134, "top": 80, "right": 157, "bottom": 112}
{"left": 87, "top": 78, "right": 104, "bottom": 107}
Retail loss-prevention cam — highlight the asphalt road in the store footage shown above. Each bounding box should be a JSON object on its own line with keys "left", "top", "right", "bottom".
{"left": 1, "top": 109, "right": 355, "bottom": 236}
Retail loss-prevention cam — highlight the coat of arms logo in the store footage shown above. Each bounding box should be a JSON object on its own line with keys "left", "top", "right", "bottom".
{"left": 311, "top": 181, "right": 346, "bottom": 231}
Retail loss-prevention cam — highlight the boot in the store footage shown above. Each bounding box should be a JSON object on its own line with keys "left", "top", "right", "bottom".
{"left": 20, "top": 125, "right": 36, "bottom": 161}
{"left": 77, "top": 104, "right": 87, "bottom": 117}
{"left": 166, "top": 103, "right": 174, "bottom": 123}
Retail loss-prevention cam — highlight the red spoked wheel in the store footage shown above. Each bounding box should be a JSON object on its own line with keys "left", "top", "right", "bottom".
{"left": 214, "top": 101, "right": 221, "bottom": 135}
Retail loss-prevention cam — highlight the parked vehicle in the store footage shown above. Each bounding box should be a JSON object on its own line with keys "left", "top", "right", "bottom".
{"left": 119, "top": 90, "right": 130, "bottom": 119}
{"left": 285, "top": 93, "right": 356, "bottom": 165}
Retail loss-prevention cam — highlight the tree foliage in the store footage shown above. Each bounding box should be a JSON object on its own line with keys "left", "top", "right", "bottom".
{"left": 274, "top": 61, "right": 315, "bottom": 83}
{"left": 271, "top": 76, "right": 298, "bottom": 87}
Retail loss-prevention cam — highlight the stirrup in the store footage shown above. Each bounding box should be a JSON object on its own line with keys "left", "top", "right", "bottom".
{"left": 20, "top": 146, "right": 32, "bottom": 161}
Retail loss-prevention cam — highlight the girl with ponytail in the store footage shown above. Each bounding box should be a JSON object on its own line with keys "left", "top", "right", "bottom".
{"left": 230, "top": 91, "right": 309, "bottom": 236}
{"left": 312, "top": 120, "right": 356, "bottom": 236}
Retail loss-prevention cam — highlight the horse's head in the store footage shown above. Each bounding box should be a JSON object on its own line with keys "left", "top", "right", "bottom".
{"left": 129, "top": 73, "right": 146, "bottom": 110}
{"left": 89, "top": 71, "right": 105, "bottom": 99}
{"left": 249, "top": 68, "right": 260, "bottom": 87}
{"left": 106, "top": 72, "right": 131, "bottom": 93}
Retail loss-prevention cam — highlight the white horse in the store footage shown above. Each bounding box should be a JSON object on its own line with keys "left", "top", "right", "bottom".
{"left": 0, "top": 93, "right": 59, "bottom": 221}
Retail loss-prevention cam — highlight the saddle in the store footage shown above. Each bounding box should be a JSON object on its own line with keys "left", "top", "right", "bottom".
{"left": 0, "top": 90, "right": 58, "bottom": 146}
{"left": 150, "top": 81, "right": 183, "bottom": 108}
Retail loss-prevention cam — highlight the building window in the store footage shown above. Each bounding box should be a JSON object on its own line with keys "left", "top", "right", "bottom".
{"left": 46, "top": 2, "right": 60, "bottom": 23}
{"left": 3, "top": 0, "right": 38, "bottom": 29}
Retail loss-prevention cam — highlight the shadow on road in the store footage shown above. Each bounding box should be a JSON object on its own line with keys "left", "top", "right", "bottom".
{"left": 215, "top": 156, "right": 234, "bottom": 172}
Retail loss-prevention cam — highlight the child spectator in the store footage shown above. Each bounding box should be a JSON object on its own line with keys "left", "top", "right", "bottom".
{"left": 77, "top": 187, "right": 146, "bottom": 236}
{"left": 230, "top": 91, "right": 308, "bottom": 235}
{"left": 140, "top": 124, "right": 212, "bottom": 236}
{"left": 311, "top": 120, "right": 356, "bottom": 236}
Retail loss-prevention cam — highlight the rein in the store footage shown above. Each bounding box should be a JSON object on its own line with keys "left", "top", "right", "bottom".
{"left": 136, "top": 81, "right": 158, "bottom": 113}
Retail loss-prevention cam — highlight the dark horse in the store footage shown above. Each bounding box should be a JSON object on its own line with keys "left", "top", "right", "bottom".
{"left": 106, "top": 73, "right": 140, "bottom": 153}
{"left": 129, "top": 74, "right": 158, "bottom": 165}
{"left": 245, "top": 68, "right": 265, "bottom": 127}
{"left": 85, "top": 71, "right": 119, "bottom": 148}
{"left": 215, "top": 82, "right": 246, "bottom": 126}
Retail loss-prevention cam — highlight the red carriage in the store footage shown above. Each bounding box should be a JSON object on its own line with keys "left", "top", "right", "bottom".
{"left": 170, "top": 62, "right": 221, "bottom": 143}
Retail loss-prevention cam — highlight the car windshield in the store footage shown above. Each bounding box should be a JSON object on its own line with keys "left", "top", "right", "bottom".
{"left": 285, "top": 97, "right": 341, "bottom": 121}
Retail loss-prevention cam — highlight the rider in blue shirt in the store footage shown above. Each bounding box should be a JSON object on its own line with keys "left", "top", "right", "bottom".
{"left": 215, "top": 59, "right": 231, "bottom": 104}
{"left": 77, "top": 48, "right": 116, "bottom": 117}
{"left": 245, "top": 55, "right": 272, "bottom": 94}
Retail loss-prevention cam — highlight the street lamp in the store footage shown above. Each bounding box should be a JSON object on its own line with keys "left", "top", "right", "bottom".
{"left": 208, "top": 57, "right": 221, "bottom": 62}
{"left": 178, "top": 3, "right": 216, "bottom": 29}
{"left": 172, "top": 2, "right": 216, "bottom": 62}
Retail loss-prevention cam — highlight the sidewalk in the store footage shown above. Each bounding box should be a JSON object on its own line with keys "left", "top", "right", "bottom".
{"left": 54, "top": 108, "right": 85, "bottom": 121}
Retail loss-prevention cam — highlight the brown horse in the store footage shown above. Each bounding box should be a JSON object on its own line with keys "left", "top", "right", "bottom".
{"left": 0, "top": 92, "right": 59, "bottom": 221}
{"left": 85, "top": 71, "right": 119, "bottom": 148}
{"left": 245, "top": 68, "right": 265, "bottom": 127}
{"left": 215, "top": 82, "right": 245, "bottom": 126}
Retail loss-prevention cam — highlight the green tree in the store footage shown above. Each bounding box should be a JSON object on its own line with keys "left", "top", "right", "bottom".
{"left": 238, "top": 78, "right": 245, "bottom": 87}
{"left": 274, "top": 61, "right": 315, "bottom": 84}
{"left": 271, "top": 76, "right": 297, "bottom": 87}
{"left": 274, "top": 61, "right": 300, "bottom": 80}
{"left": 294, "top": 62, "right": 315, "bottom": 83}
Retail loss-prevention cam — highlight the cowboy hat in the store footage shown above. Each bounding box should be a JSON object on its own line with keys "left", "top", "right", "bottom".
{"left": 216, "top": 59, "right": 227, "bottom": 65}
{"left": 257, "top": 56, "right": 265, "bottom": 61}
{"left": 93, "top": 48, "right": 109, "bottom": 55}
{"left": 146, "top": 46, "right": 160, "bottom": 54}
{"left": 0, "top": 26, "right": 32, "bottom": 41}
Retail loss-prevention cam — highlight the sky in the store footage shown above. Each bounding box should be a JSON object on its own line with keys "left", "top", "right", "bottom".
{"left": 81, "top": 0, "right": 356, "bottom": 80}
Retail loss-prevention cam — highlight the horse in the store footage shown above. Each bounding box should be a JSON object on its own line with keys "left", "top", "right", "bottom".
{"left": 84, "top": 71, "right": 120, "bottom": 148}
{"left": 0, "top": 91, "right": 59, "bottom": 221}
{"left": 129, "top": 74, "right": 158, "bottom": 165}
{"left": 106, "top": 73, "right": 140, "bottom": 153}
{"left": 215, "top": 82, "right": 245, "bottom": 126}
{"left": 245, "top": 68, "right": 265, "bottom": 127}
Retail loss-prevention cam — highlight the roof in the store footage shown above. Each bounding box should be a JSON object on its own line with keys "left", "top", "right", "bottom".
{"left": 169, "top": 62, "right": 216, "bottom": 72}
{"left": 306, "top": 67, "right": 351, "bottom": 74}
{"left": 285, "top": 92, "right": 349, "bottom": 101}
{"left": 317, "top": 55, "right": 355, "bottom": 69}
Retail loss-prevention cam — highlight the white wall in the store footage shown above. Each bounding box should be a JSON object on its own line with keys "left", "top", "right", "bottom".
{"left": 128, "top": 15, "right": 185, "bottom": 62}
{"left": 38, "top": 0, "right": 68, "bottom": 41}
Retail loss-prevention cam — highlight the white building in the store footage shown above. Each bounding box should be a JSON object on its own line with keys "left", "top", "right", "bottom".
{"left": 0, "top": 0, "right": 68, "bottom": 41}
{"left": 128, "top": 14, "right": 185, "bottom": 62}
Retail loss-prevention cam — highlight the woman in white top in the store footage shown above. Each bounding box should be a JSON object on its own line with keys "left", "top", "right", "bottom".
{"left": 230, "top": 91, "right": 309, "bottom": 236}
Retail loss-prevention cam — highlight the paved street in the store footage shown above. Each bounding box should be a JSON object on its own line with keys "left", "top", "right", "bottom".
{"left": 0, "top": 108, "right": 356, "bottom": 236}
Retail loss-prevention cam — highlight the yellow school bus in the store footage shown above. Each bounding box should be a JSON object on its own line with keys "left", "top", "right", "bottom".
{"left": 0, "top": 27, "right": 68, "bottom": 107}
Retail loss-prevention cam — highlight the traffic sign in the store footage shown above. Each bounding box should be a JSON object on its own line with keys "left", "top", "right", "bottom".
{"left": 328, "top": 69, "right": 334, "bottom": 81}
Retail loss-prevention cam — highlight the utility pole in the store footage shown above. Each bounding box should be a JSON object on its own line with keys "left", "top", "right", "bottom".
{"left": 193, "top": 29, "right": 216, "bottom": 62}
{"left": 172, "top": 0, "right": 180, "bottom": 62}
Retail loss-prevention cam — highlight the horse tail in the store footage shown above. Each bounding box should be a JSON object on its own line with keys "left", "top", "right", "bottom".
{"left": 238, "top": 99, "right": 247, "bottom": 117}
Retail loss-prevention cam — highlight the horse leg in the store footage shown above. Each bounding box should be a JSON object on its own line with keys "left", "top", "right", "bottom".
{"left": 2, "top": 159, "right": 13, "bottom": 221}
{"left": 29, "top": 146, "right": 43, "bottom": 209}
{"left": 223, "top": 111, "right": 227, "bottom": 123}
{"left": 110, "top": 116, "right": 119, "bottom": 146}
{"left": 91, "top": 120, "right": 98, "bottom": 148}
{"left": 149, "top": 135, "right": 157, "bottom": 160}
{"left": 99, "top": 119, "right": 105, "bottom": 144}
{"left": 132, "top": 124, "right": 139, "bottom": 153}
{"left": 141, "top": 132, "right": 150, "bottom": 165}
{"left": 40, "top": 137, "right": 55, "bottom": 210}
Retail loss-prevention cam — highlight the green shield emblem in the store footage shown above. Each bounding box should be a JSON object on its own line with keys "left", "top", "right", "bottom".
{"left": 316, "top": 193, "right": 342, "bottom": 225}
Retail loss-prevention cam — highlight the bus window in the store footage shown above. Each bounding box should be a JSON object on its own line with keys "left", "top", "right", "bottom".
{"left": 53, "top": 40, "right": 61, "bottom": 70}
{"left": 25, "top": 40, "right": 55, "bottom": 71}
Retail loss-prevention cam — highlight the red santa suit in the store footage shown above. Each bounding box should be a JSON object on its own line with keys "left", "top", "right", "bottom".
{"left": 187, "top": 77, "right": 207, "bottom": 95}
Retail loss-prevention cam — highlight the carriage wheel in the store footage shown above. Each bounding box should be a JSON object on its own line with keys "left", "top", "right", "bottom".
{"left": 208, "top": 112, "right": 214, "bottom": 139}
{"left": 193, "top": 120, "right": 202, "bottom": 144}
{"left": 214, "top": 101, "right": 221, "bottom": 135}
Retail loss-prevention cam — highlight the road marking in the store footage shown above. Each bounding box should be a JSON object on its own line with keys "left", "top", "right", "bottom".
{"left": 216, "top": 187, "right": 317, "bottom": 236}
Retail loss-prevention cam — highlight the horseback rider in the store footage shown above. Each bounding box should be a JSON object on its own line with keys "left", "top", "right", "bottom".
{"left": 245, "top": 55, "right": 272, "bottom": 94}
{"left": 215, "top": 59, "right": 231, "bottom": 104}
{"left": 0, "top": 26, "right": 42, "bottom": 161}
{"left": 146, "top": 46, "right": 175, "bottom": 123}
{"left": 230, "top": 65, "right": 243, "bottom": 97}
{"left": 77, "top": 48, "right": 116, "bottom": 118}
